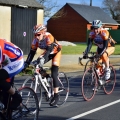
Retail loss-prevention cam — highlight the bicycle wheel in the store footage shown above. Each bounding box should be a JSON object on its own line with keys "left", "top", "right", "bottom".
{"left": 103, "top": 65, "right": 116, "bottom": 94}
{"left": 84, "top": 59, "right": 93, "bottom": 72}
{"left": 12, "top": 87, "right": 39, "bottom": 120}
{"left": 81, "top": 68, "right": 98, "bottom": 101}
{"left": 57, "top": 72, "right": 69, "bottom": 106}
{"left": 22, "top": 76, "right": 42, "bottom": 108}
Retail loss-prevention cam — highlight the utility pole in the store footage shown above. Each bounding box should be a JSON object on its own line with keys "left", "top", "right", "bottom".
{"left": 90, "top": 0, "right": 92, "bottom": 6}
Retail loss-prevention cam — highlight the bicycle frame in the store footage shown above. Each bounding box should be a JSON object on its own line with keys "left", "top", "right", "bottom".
{"left": 32, "top": 65, "right": 53, "bottom": 98}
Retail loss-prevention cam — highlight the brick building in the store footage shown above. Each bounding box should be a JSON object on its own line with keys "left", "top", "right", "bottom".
{"left": 47, "top": 3, "right": 119, "bottom": 42}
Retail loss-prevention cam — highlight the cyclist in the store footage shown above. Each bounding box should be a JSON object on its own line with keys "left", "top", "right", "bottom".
{"left": 0, "top": 38, "right": 23, "bottom": 109}
{"left": 83, "top": 20, "right": 115, "bottom": 80}
{"left": 24, "top": 24, "right": 62, "bottom": 106}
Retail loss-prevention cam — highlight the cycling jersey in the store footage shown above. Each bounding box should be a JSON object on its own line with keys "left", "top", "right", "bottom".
{"left": 31, "top": 32, "right": 61, "bottom": 53}
{"left": 26, "top": 32, "right": 62, "bottom": 65}
{"left": 89, "top": 29, "right": 112, "bottom": 48}
{"left": 0, "top": 39, "right": 24, "bottom": 78}
{"left": 85, "top": 29, "right": 115, "bottom": 56}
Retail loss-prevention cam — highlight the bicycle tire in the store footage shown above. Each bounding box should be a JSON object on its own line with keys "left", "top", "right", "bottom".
{"left": 22, "top": 76, "right": 42, "bottom": 108}
{"left": 81, "top": 68, "right": 97, "bottom": 101}
{"left": 56, "top": 72, "right": 69, "bottom": 107}
{"left": 84, "top": 59, "right": 93, "bottom": 72}
{"left": 12, "top": 87, "right": 39, "bottom": 120}
{"left": 103, "top": 65, "right": 116, "bottom": 94}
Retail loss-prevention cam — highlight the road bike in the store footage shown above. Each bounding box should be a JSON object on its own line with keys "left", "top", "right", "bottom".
{"left": 81, "top": 53, "right": 116, "bottom": 101}
{"left": 22, "top": 61, "right": 69, "bottom": 108}
{"left": 0, "top": 82, "right": 39, "bottom": 120}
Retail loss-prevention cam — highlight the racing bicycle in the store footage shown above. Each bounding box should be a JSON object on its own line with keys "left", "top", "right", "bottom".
{"left": 22, "top": 61, "right": 69, "bottom": 108}
{"left": 81, "top": 53, "right": 116, "bottom": 101}
{"left": 0, "top": 83, "right": 39, "bottom": 120}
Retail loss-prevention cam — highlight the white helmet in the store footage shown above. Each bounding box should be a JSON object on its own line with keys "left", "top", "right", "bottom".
{"left": 33, "top": 24, "right": 46, "bottom": 34}
{"left": 92, "top": 20, "right": 102, "bottom": 28}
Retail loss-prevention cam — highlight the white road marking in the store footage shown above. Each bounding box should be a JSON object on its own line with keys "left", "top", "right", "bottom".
{"left": 66, "top": 99, "right": 120, "bottom": 120}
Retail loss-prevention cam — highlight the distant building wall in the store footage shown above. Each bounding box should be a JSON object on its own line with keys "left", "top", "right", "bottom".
{"left": 37, "top": 9, "right": 44, "bottom": 24}
{"left": 0, "top": 6, "right": 11, "bottom": 41}
{"left": 47, "top": 4, "right": 87, "bottom": 42}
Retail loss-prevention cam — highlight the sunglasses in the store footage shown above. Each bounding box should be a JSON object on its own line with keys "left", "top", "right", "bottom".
{"left": 36, "top": 34, "right": 41, "bottom": 36}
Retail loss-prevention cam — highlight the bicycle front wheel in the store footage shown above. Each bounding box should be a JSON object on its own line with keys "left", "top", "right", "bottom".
{"left": 22, "top": 76, "right": 42, "bottom": 108}
{"left": 84, "top": 59, "right": 93, "bottom": 72}
{"left": 12, "top": 87, "right": 39, "bottom": 120}
{"left": 81, "top": 68, "right": 97, "bottom": 101}
{"left": 103, "top": 65, "right": 116, "bottom": 94}
{"left": 57, "top": 72, "right": 69, "bottom": 107}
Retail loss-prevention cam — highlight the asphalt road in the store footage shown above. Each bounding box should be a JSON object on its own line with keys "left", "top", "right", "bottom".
{"left": 15, "top": 68, "right": 120, "bottom": 120}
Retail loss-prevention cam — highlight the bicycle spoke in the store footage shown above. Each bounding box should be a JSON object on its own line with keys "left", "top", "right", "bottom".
{"left": 56, "top": 72, "right": 69, "bottom": 106}
{"left": 12, "top": 87, "right": 39, "bottom": 120}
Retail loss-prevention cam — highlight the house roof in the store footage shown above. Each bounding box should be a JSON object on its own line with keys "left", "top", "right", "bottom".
{"left": 0, "top": 0, "right": 43, "bottom": 9}
{"left": 67, "top": 3, "right": 119, "bottom": 25}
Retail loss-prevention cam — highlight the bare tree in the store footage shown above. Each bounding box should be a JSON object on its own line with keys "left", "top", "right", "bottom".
{"left": 79, "top": 0, "right": 88, "bottom": 5}
{"left": 37, "top": 0, "right": 61, "bottom": 18}
{"left": 102, "top": 0, "right": 120, "bottom": 23}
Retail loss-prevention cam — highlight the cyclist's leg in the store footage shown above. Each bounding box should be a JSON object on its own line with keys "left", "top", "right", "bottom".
{"left": 101, "top": 47, "right": 115, "bottom": 80}
{"left": 50, "top": 51, "right": 61, "bottom": 106}
{"left": 1, "top": 77, "right": 14, "bottom": 109}
{"left": 101, "top": 47, "right": 115, "bottom": 67}
{"left": 3, "top": 58, "right": 24, "bottom": 109}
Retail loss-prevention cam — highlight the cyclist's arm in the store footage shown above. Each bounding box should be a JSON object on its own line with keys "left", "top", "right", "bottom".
{"left": 84, "top": 38, "right": 93, "bottom": 55}
{"left": 99, "top": 40, "right": 108, "bottom": 56}
{"left": 42, "top": 44, "right": 54, "bottom": 63}
{"left": 26, "top": 39, "right": 38, "bottom": 65}
{"left": 26, "top": 49, "right": 36, "bottom": 65}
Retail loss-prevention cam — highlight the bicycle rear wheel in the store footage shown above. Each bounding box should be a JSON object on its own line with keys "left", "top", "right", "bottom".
{"left": 22, "top": 76, "right": 42, "bottom": 108}
{"left": 103, "top": 65, "right": 116, "bottom": 94}
{"left": 12, "top": 87, "right": 39, "bottom": 120}
{"left": 81, "top": 68, "right": 97, "bottom": 101}
{"left": 57, "top": 72, "right": 69, "bottom": 107}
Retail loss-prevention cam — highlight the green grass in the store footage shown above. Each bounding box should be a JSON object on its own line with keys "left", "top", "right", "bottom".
{"left": 61, "top": 43, "right": 120, "bottom": 55}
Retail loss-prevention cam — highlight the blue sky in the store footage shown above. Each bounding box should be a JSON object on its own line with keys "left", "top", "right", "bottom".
{"left": 54, "top": 0, "right": 103, "bottom": 7}
{"left": 44, "top": 0, "right": 104, "bottom": 24}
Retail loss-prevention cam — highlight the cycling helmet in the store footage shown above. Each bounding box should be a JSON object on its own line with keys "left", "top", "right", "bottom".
{"left": 92, "top": 20, "right": 102, "bottom": 28}
{"left": 33, "top": 24, "right": 46, "bottom": 34}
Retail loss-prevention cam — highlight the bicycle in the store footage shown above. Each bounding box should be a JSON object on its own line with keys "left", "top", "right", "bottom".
{"left": 79, "top": 52, "right": 96, "bottom": 72}
{"left": 0, "top": 81, "right": 39, "bottom": 120}
{"left": 22, "top": 61, "right": 69, "bottom": 108}
{"left": 81, "top": 53, "right": 116, "bottom": 101}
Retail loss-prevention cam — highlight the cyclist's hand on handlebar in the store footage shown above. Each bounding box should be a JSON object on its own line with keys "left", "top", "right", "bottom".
{"left": 22, "top": 62, "right": 29, "bottom": 72}
{"left": 37, "top": 57, "right": 45, "bottom": 67}
{"left": 83, "top": 55, "right": 88, "bottom": 59}
{"left": 32, "top": 60, "right": 38, "bottom": 66}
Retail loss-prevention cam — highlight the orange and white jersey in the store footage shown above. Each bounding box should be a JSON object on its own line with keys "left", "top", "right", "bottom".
{"left": 31, "top": 32, "right": 62, "bottom": 54}
{"left": 0, "top": 39, "right": 24, "bottom": 78}
{"left": 89, "top": 29, "right": 111, "bottom": 48}
{"left": 0, "top": 39, "right": 23, "bottom": 65}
